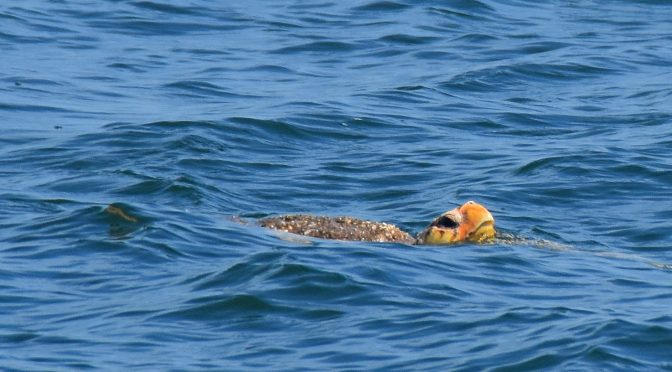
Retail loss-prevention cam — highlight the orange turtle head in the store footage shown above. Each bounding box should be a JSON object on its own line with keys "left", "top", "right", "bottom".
{"left": 417, "top": 201, "right": 496, "bottom": 245}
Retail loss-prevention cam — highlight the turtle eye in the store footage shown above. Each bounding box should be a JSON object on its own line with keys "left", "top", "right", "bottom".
{"left": 435, "top": 215, "right": 459, "bottom": 228}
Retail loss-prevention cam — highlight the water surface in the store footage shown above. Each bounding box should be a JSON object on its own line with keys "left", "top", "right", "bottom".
{"left": 1, "top": 0, "right": 672, "bottom": 370}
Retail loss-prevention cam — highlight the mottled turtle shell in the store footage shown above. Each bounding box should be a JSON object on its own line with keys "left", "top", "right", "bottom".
{"left": 259, "top": 201, "right": 496, "bottom": 245}
{"left": 259, "top": 215, "right": 416, "bottom": 244}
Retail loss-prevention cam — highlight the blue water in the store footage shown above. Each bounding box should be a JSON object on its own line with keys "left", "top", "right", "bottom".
{"left": 2, "top": 0, "right": 672, "bottom": 370}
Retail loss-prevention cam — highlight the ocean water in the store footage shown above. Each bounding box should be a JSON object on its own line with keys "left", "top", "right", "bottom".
{"left": 1, "top": 0, "right": 672, "bottom": 370}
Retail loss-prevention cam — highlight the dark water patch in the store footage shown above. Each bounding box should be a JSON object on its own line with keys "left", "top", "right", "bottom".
{"left": 271, "top": 41, "right": 360, "bottom": 54}
{"left": 450, "top": 32, "right": 500, "bottom": 43}
{"left": 412, "top": 50, "right": 456, "bottom": 59}
{"left": 227, "top": 346, "right": 295, "bottom": 362}
{"left": 357, "top": 89, "right": 431, "bottom": 105}
{"left": 231, "top": 116, "right": 370, "bottom": 143}
{"left": 0, "top": 31, "right": 51, "bottom": 44}
{"left": 515, "top": 155, "right": 596, "bottom": 177}
{"left": 190, "top": 253, "right": 285, "bottom": 291}
{"left": 169, "top": 133, "right": 230, "bottom": 155}
{"left": 85, "top": 19, "right": 246, "bottom": 36}
{"left": 395, "top": 85, "right": 425, "bottom": 91}
{"left": 0, "top": 332, "right": 40, "bottom": 344}
{"left": 611, "top": 226, "right": 671, "bottom": 246}
{"left": 173, "top": 48, "right": 231, "bottom": 58}
{"left": 25, "top": 21, "right": 75, "bottom": 35}
{"left": 163, "top": 81, "right": 261, "bottom": 99}
{"left": 580, "top": 320, "right": 672, "bottom": 368}
{"left": 360, "top": 47, "right": 408, "bottom": 58}
{"left": 240, "top": 64, "right": 296, "bottom": 74}
{"left": 10, "top": 205, "right": 104, "bottom": 238}
{"left": 105, "top": 120, "right": 222, "bottom": 133}
{"left": 107, "top": 63, "right": 145, "bottom": 73}
{"left": 353, "top": 1, "right": 410, "bottom": 12}
{"left": 2, "top": 77, "right": 65, "bottom": 87}
{"left": 262, "top": 20, "right": 305, "bottom": 30}
{"left": 0, "top": 101, "right": 74, "bottom": 113}
{"left": 627, "top": 87, "right": 672, "bottom": 100}
{"left": 303, "top": 350, "right": 398, "bottom": 366}
{"left": 113, "top": 176, "right": 192, "bottom": 196}
{"left": 155, "top": 294, "right": 280, "bottom": 321}
{"left": 230, "top": 116, "right": 323, "bottom": 142}
{"left": 427, "top": 1, "right": 495, "bottom": 21}
{"left": 378, "top": 34, "right": 440, "bottom": 45}
{"left": 130, "top": 1, "right": 202, "bottom": 16}
{"left": 490, "top": 353, "right": 566, "bottom": 371}
{"left": 260, "top": 262, "right": 375, "bottom": 305}
{"left": 443, "top": 118, "right": 507, "bottom": 131}
{"left": 509, "top": 41, "right": 573, "bottom": 55}
{"left": 0, "top": 11, "right": 22, "bottom": 22}
{"left": 441, "top": 63, "right": 618, "bottom": 93}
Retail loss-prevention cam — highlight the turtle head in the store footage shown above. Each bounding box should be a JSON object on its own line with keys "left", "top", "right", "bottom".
{"left": 417, "top": 201, "right": 495, "bottom": 245}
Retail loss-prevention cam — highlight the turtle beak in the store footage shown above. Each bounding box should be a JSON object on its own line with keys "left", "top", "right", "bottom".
{"left": 417, "top": 201, "right": 495, "bottom": 245}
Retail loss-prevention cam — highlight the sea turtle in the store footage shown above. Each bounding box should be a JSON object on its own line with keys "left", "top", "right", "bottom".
{"left": 102, "top": 203, "right": 672, "bottom": 270}
{"left": 259, "top": 201, "right": 496, "bottom": 245}
{"left": 103, "top": 200, "right": 494, "bottom": 245}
